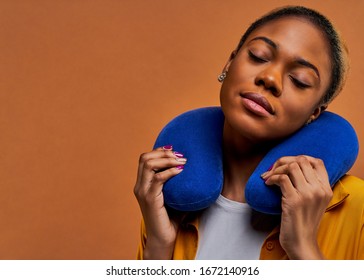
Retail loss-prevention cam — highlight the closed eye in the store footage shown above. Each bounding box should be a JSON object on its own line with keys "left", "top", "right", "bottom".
{"left": 248, "top": 50, "right": 267, "bottom": 63}
{"left": 289, "top": 76, "right": 311, "bottom": 89}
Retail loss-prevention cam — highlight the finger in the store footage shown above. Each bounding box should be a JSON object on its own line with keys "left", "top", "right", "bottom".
{"left": 134, "top": 162, "right": 184, "bottom": 201}
{"left": 261, "top": 155, "right": 322, "bottom": 180}
{"left": 161, "top": 144, "right": 173, "bottom": 151}
{"left": 147, "top": 167, "right": 184, "bottom": 197}
{"left": 273, "top": 161, "right": 309, "bottom": 191}
{"left": 136, "top": 148, "right": 182, "bottom": 182}
{"left": 265, "top": 173, "right": 297, "bottom": 198}
{"left": 134, "top": 147, "right": 183, "bottom": 195}
{"left": 139, "top": 156, "right": 187, "bottom": 191}
{"left": 263, "top": 156, "right": 330, "bottom": 194}
{"left": 294, "top": 156, "right": 321, "bottom": 185}
{"left": 261, "top": 156, "right": 298, "bottom": 179}
{"left": 308, "top": 157, "right": 329, "bottom": 184}
{"left": 271, "top": 156, "right": 299, "bottom": 168}
{"left": 301, "top": 157, "right": 331, "bottom": 200}
{"left": 261, "top": 157, "right": 305, "bottom": 184}
{"left": 153, "top": 145, "right": 173, "bottom": 153}
{"left": 285, "top": 156, "right": 329, "bottom": 186}
{"left": 143, "top": 156, "right": 187, "bottom": 176}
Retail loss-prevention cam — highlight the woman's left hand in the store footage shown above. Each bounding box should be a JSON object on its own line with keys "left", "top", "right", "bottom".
{"left": 261, "top": 155, "right": 333, "bottom": 259}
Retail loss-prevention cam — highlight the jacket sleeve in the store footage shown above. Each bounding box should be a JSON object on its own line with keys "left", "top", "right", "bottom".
{"left": 136, "top": 219, "right": 147, "bottom": 260}
{"left": 358, "top": 211, "right": 364, "bottom": 260}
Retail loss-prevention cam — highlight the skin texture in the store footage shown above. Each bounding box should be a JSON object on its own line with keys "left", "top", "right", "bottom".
{"left": 134, "top": 146, "right": 187, "bottom": 259}
{"left": 134, "top": 16, "right": 334, "bottom": 260}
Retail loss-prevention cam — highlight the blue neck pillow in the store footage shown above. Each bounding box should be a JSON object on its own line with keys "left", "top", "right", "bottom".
{"left": 153, "top": 107, "right": 359, "bottom": 215}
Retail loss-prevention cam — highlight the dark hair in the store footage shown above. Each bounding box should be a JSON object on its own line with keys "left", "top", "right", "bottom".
{"left": 236, "top": 6, "right": 348, "bottom": 105}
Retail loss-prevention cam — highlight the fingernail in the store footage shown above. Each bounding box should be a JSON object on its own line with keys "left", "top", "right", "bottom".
{"left": 176, "top": 165, "right": 184, "bottom": 170}
{"left": 163, "top": 145, "right": 173, "bottom": 150}
{"left": 173, "top": 152, "right": 184, "bottom": 158}
{"left": 176, "top": 157, "right": 187, "bottom": 163}
{"left": 261, "top": 164, "right": 273, "bottom": 179}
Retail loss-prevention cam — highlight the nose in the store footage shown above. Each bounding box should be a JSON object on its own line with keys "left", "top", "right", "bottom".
{"left": 254, "top": 65, "right": 282, "bottom": 97}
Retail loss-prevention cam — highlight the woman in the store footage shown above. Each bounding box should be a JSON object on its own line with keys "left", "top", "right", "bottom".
{"left": 134, "top": 6, "right": 364, "bottom": 259}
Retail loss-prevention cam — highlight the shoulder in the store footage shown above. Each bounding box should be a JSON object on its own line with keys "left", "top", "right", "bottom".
{"left": 334, "top": 175, "right": 364, "bottom": 214}
{"left": 319, "top": 175, "right": 364, "bottom": 259}
{"left": 338, "top": 175, "right": 364, "bottom": 198}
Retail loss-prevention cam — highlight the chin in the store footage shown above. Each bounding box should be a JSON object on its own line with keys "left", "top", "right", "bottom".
{"left": 226, "top": 113, "right": 298, "bottom": 145}
{"left": 225, "top": 113, "right": 269, "bottom": 141}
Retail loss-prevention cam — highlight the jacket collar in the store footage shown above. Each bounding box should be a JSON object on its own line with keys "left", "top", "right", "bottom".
{"left": 326, "top": 177, "right": 350, "bottom": 212}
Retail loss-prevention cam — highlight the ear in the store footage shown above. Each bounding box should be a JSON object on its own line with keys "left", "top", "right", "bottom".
{"left": 221, "top": 50, "right": 238, "bottom": 73}
{"left": 307, "top": 104, "right": 328, "bottom": 123}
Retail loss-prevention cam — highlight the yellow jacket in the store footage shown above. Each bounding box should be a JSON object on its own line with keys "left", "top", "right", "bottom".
{"left": 137, "top": 175, "right": 364, "bottom": 259}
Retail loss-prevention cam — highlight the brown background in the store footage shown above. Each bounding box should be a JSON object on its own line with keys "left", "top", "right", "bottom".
{"left": 0, "top": 0, "right": 363, "bottom": 260}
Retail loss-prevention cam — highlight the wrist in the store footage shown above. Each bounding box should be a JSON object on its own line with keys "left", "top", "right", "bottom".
{"left": 286, "top": 241, "right": 325, "bottom": 260}
{"left": 143, "top": 237, "right": 176, "bottom": 260}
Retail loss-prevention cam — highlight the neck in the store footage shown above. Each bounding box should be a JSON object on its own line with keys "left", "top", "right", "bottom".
{"left": 221, "top": 121, "right": 276, "bottom": 203}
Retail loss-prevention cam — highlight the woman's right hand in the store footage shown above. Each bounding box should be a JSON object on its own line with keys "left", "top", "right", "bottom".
{"left": 134, "top": 145, "right": 187, "bottom": 259}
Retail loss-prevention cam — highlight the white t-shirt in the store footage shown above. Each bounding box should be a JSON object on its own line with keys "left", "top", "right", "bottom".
{"left": 195, "top": 195, "right": 272, "bottom": 260}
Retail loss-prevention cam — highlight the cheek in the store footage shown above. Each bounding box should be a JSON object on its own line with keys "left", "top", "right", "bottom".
{"left": 225, "top": 54, "right": 257, "bottom": 86}
{"left": 277, "top": 95, "right": 316, "bottom": 127}
{"left": 220, "top": 64, "right": 256, "bottom": 104}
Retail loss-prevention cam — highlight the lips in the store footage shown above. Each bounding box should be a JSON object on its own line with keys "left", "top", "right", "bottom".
{"left": 240, "top": 92, "right": 275, "bottom": 115}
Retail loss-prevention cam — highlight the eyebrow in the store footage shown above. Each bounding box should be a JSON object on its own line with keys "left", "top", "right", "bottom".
{"left": 295, "top": 58, "right": 320, "bottom": 79}
{"left": 250, "top": 36, "right": 321, "bottom": 79}
{"left": 251, "top": 36, "right": 278, "bottom": 49}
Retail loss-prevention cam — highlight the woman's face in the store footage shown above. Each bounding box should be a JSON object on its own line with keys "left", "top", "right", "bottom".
{"left": 220, "top": 16, "right": 332, "bottom": 143}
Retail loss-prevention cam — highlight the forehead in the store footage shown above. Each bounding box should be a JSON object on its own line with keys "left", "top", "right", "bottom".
{"left": 244, "top": 16, "right": 331, "bottom": 69}
{"left": 244, "top": 16, "right": 332, "bottom": 80}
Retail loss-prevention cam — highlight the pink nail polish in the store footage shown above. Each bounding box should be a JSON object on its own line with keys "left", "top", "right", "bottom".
{"left": 163, "top": 145, "right": 173, "bottom": 150}
{"left": 176, "top": 165, "right": 184, "bottom": 170}
{"left": 173, "top": 152, "right": 184, "bottom": 158}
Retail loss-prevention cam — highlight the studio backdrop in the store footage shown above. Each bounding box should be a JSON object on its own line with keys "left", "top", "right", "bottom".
{"left": 1, "top": 0, "right": 363, "bottom": 259}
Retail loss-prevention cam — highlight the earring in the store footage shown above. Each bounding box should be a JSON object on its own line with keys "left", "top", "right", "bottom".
{"left": 305, "top": 119, "right": 313, "bottom": 125}
{"left": 217, "top": 71, "right": 227, "bottom": 82}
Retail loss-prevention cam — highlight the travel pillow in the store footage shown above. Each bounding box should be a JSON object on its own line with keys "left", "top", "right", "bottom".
{"left": 153, "top": 107, "right": 359, "bottom": 214}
